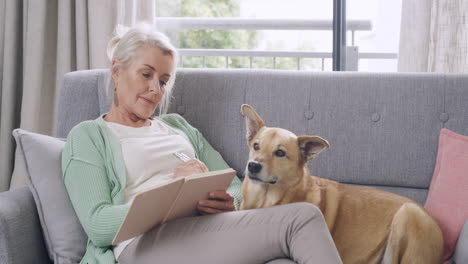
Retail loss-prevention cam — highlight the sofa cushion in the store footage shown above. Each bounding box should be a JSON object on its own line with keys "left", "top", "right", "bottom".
{"left": 424, "top": 128, "right": 468, "bottom": 261}
{"left": 12, "top": 129, "right": 87, "bottom": 263}
{"left": 454, "top": 220, "right": 468, "bottom": 264}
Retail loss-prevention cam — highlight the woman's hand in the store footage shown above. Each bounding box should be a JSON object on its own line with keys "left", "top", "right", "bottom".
{"left": 173, "top": 159, "right": 209, "bottom": 179}
{"left": 197, "top": 190, "right": 235, "bottom": 215}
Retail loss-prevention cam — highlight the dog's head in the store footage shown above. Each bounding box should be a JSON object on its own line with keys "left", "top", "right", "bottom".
{"left": 241, "top": 104, "right": 329, "bottom": 185}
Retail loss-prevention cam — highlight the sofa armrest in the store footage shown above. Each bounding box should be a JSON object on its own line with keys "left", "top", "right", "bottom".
{"left": 453, "top": 219, "right": 468, "bottom": 264}
{"left": 0, "top": 186, "right": 50, "bottom": 264}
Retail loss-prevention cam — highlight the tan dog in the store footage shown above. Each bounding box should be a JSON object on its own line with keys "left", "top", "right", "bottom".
{"left": 239, "top": 104, "right": 443, "bottom": 264}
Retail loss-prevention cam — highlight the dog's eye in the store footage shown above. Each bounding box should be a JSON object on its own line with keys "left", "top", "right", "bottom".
{"left": 253, "top": 142, "right": 260, "bottom": 150}
{"left": 274, "top": 149, "right": 286, "bottom": 157}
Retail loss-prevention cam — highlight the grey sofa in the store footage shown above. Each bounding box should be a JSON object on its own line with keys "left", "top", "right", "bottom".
{"left": 1, "top": 68, "right": 468, "bottom": 263}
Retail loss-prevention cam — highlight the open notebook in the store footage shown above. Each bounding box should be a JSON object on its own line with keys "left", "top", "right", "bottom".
{"left": 112, "top": 168, "right": 236, "bottom": 245}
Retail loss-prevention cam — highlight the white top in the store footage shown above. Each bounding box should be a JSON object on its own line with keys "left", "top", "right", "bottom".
{"left": 104, "top": 118, "right": 196, "bottom": 259}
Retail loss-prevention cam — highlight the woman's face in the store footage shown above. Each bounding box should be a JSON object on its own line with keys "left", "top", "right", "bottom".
{"left": 112, "top": 44, "right": 174, "bottom": 121}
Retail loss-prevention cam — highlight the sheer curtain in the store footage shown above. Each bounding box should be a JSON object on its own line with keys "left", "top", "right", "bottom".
{"left": 117, "top": 0, "right": 155, "bottom": 26}
{"left": 398, "top": 0, "right": 468, "bottom": 73}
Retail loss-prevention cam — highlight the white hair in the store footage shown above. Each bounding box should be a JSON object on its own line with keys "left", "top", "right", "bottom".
{"left": 106, "top": 23, "right": 179, "bottom": 116}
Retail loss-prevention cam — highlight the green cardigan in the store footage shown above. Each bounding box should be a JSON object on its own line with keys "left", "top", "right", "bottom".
{"left": 62, "top": 114, "right": 243, "bottom": 264}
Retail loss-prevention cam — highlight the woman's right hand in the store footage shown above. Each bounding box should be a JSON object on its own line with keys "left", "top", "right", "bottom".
{"left": 173, "top": 159, "right": 209, "bottom": 179}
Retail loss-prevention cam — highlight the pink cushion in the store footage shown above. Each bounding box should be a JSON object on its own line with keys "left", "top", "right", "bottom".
{"left": 425, "top": 128, "right": 468, "bottom": 261}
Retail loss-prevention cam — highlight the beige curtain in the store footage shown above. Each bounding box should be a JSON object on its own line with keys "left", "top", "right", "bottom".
{"left": 0, "top": 0, "right": 22, "bottom": 192}
{"left": 1, "top": 0, "right": 118, "bottom": 191}
{"left": 398, "top": 0, "right": 468, "bottom": 73}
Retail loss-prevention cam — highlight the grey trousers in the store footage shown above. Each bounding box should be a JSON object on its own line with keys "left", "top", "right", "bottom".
{"left": 118, "top": 203, "right": 342, "bottom": 264}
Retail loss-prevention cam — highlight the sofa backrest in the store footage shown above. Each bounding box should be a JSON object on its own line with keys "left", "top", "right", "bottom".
{"left": 56, "top": 69, "right": 468, "bottom": 205}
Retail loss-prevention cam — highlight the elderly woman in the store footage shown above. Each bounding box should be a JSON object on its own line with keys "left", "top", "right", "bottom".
{"left": 62, "top": 24, "right": 342, "bottom": 264}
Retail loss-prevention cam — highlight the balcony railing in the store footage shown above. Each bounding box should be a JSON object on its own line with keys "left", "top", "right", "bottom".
{"left": 155, "top": 17, "right": 398, "bottom": 71}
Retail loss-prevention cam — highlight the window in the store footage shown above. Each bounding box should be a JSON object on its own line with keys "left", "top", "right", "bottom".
{"left": 348, "top": 0, "right": 402, "bottom": 72}
{"left": 155, "top": 0, "right": 401, "bottom": 72}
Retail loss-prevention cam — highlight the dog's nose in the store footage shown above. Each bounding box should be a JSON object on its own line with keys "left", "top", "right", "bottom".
{"left": 248, "top": 161, "right": 262, "bottom": 173}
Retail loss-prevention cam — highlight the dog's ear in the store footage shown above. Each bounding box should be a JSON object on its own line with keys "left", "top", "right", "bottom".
{"left": 297, "top": 136, "right": 330, "bottom": 160}
{"left": 241, "top": 104, "right": 265, "bottom": 141}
